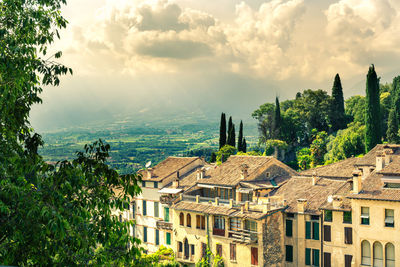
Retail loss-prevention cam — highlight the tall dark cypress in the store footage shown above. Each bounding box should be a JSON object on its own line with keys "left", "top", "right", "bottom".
{"left": 219, "top": 113, "right": 226, "bottom": 149}
{"left": 227, "top": 116, "right": 233, "bottom": 146}
{"left": 387, "top": 108, "right": 399, "bottom": 143}
{"left": 228, "top": 124, "right": 236, "bottom": 147}
{"left": 365, "top": 65, "right": 381, "bottom": 152}
{"left": 331, "top": 73, "right": 346, "bottom": 131}
{"left": 242, "top": 138, "right": 247, "bottom": 153}
{"left": 238, "top": 120, "right": 244, "bottom": 151}
{"left": 273, "top": 97, "right": 281, "bottom": 139}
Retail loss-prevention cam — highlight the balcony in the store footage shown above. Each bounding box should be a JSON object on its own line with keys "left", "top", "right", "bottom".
{"left": 156, "top": 219, "right": 173, "bottom": 231}
{"left": 228, "top": 228, "right": 258, "bottom": 244}
{"left": 213, "top": 228, "right": 225, "bottom": 237}
{"left": 160, "top": 194, "right": 178, "bottom": 206}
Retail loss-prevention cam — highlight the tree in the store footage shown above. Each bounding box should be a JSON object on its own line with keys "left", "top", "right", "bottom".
{"left": 227, "top": 118, "right": 235, "bottom": 147}
{"left": 252, "top": 103, "right": 275, "bottom": 144}
{"left": 310, "top": 131, "right": 328, "bottom": 167}
{"left": 219, "top": 113, "right": 226, "bottom": 149}
{"left": 297, "top": 148, "right": 312, "bottom": 170}
{"left": 365, "top": 65, "right": 381, "bottom": 152}
{"left": 386, "top": 108, "right": 399, "bottom": 143}
{"left": 273, "top": 97, "right": 282, "bottom": 139}
{"left": 242, "top": 138, "right": 247, "bottom": 153}
{"left": 238, "top": 120, "right": 244, "bottom": 152}
{"left": 216, "top": 145, "right": 237, "bottom": 164}
{"left": 0, "top": 0, "right": 142, "bottom": 265}
{"left": 330, "top": 74, "right": 346, "bottom": 131}
{"left": 345, "top": 95, "right": 366, "bottom": 124}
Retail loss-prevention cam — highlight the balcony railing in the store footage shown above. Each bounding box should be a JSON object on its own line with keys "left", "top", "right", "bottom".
{"left": 156, "top": 219, "right": 173, "bottom": 231}
{"left": 228, "top": 228, "right": 258, "bottom": 243}
{"left": 213, "top": 228, "right": 225, "bottom": 237}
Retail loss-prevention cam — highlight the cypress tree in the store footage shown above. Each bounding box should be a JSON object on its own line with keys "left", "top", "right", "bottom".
{"left": 227, "top": 116, "right": 233, "bottom": 146}
{"left": 331, "top": 73, "right": 346, "bottom": 131}
{"left": 387, "top": 108, "right": 399, "bottom": 143}
{"left": 242, "top": 138, "right": 247, "bottom": 153}
{"left": 227, "top": 124, "right": 236, "bottom": 147}
{"left": 365, "top": 65, "right": 382, "bottom": 152}
{"left": 273, "top": 97, "right": 281, "bottom": 139}
{"left": 238, "top": 120, "right": 244, "bottom": 151}
{"left": 219, "top": 113, "right": 226, "bottom": 149}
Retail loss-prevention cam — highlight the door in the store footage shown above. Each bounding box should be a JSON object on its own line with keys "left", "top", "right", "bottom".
{"left": 184, "top": 238, "right": 189, "bottom": 259}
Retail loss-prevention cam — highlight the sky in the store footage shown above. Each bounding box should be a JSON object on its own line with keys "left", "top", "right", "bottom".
{"left": 30, "top": 0, "right": 400, "bottom": 131}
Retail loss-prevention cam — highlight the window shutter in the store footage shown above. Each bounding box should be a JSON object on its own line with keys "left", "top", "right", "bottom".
{"left": 202, "top": 216, "right": 206, "bottom": 229}
{"left": 313, "top": 222, "right": 319, "bottom": 240}
{"left": 345, "top": 254, "right": 353, "bottom": 267}
{"left": 251, "top": 247, "right": 258, "bottom": 265}
{"left": 143, "top": 226, "right": 147, "bottom": 242}
{"left": 155, "top": 229, "right": 159, "bottom": 245}
{"left": 324, "top": 225, "right": 331, "bottom": 242}
{"left": 154, "top": 202, "right": 159, "bottom": 217}
{"left": 166, "top": 232, "right": 171, "bottom": 245}
{"left": 286, "top": 219, "right": 293, "bottom": 237}
{"left": 305, "top": 248, "right": 311, "bottom": 265}
{"left": 324, "top": 252, "right": 331, "bottom": 267}
{"left": 344, "top": 227, "right": 353, "bottom": 244}
{"left": 306, "top": 221, "right": 311, "bottom": 239}
{"left": 143, "top": 200, "right": 147, "bottom": 216}
{"left": 285, "top": 245, "right": 293, "bottom": 262}
{"left": 164, "top": 207, "right": 169, "bottom": 222}
{"left": 313, "top": 249, "right": 320, "bottom": 267}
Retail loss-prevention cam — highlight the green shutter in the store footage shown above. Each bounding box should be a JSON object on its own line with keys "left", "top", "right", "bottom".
{"left": 154, "top": 202, "right": 159, "bottom": 217}
{"left": 306, "top": 221, "right": 311, "bottom": 239}
{"left": 164, "top": 207, "right": 169, "bottom": 222}
{"left": 313, "top": 222, "right": 319, "bottom": 240}
{"left": 305, "top": 248, "right": 311, "bottom": 265}
{"left": 286, "top": 219, "right": 293, "bottom": 237}
{"left": 144, "top": 226, "right": 147, "bottom": 242}
{"left": 285, "top": 245, "right": 293, "bottom": 262}
{"left": 143, "top": 200, "right": 147, "bottom": 216}
{"left": 313, "top": 249, "right": 320, "bottom": 267}
{"left": 166, "top": 232, "right": 171, "bottom": 245}
{"left": 155, "top": 229, "right": 159, "bottom": 245}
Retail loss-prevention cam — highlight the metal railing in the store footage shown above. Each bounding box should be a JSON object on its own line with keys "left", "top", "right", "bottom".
{"left": 228, "top": 228, "right": 258, "bottom": 243}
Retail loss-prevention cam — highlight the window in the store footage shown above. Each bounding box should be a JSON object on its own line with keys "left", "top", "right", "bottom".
{"left": 306, "top": 221, "right": 311, "bottom": 239}
{"left": 178, "top": 241, "right": 183, "bottom": 252}
{"left": 312, "top": 249, "right": 320, "bottom": 267}
{"left": 344, "top": 255, "right": 352, "bottom": 267}
{"left": 230, "top": 218, "right": 241, "bottom": 231}
{"left": 344, "top": 227, "right": 352, "bottom": 244}
{"left": 214, "top": 216, "right": 225, "bottom": 229}
{"left": 245, "top": 220, "right": 257, "bottom": 232}
{"left": 143, "top": 226, "right": 147, "bottom": 242}
{"left": 343, "top": 211, "right": 352, "bottom": 224}
{"left": 361, "top": 207, "right": 370, "bottom": 225}
{"left": 187, "top": 214, "right": 192, "bottom": 227}
{"left": 155, "top": 229, "right": 159, "bottom": 245}
{"left": 324, "top": 252, "right": 331, "bottom": 267}
{"left": 216, "top": 244, "right": 222, "bottom": 257}
{"left": 154, "top": 181, "right": 158, "bottom": 188}
{"left": 373, "top": 242, "right": 383, "bottom": 267}
{"left": 230, "top": 243, "right": 236, "bottom": 261}
{"left": 142, "top": 181, "right": 146, "bottom": 188}
{"left": 324, "top": 210, "right": 332, "bottom": 222}
{"left": 179, "top": 212, "right": 184, "bottom": 226}
{"left": 311, "top": 215, "right": 319, "bottom": 221}
{"left": 323, "top": 225, "right": 331, "bottom": 242}
{"left": 312, "top": 222, "right": 319, "bottom": 240}
{"left": 361, "top": 240, "right": 371, "bottom": 266}
{"left": 241, "top": 192, "right": 253, "bottom": 202}
{"left": 191, "top": 244, "right": 195, "bottom": 256}
{"left": 197, "top": 215, "right": 206, "bottom": 230}
{"left": 201, "top": 242, "right": 207, "bottom": 258}
{"left": 286, "top": 219, "right": 293, "bottom": 237}
{"left": 305, "top": 248, "right": 311, "bottom": 265}
{"left": 251, "top": 247, "right": 258, "bottom": 265}
{"left": 201, "top": 215, "right": 206, "bottom": 229}
{"left": 164, "top": 207, "right": 169, "bottom": 222}
{"left": 154, "top": 202, "right": 159, "bottom": 218}
{"left": 285, "top": 245, "right": 293, "bottom": 262}
{"left": 287, "top": 213, "right": 295, "bottom": 218}
{"left": 385, "top": 209, "right": 394, "bottom": 227}
{"left": 142, "top": 200, "right": 147, "bottom": 216}
{"left": 385, "top": 243, "right": 395, "bottom": 267}
{"left": 166, "top": 232, "right": 171, "bottom": 245}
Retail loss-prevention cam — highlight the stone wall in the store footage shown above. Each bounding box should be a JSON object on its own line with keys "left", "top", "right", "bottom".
{"left": 263, "top": 211, "right": 284, "bottom": 267}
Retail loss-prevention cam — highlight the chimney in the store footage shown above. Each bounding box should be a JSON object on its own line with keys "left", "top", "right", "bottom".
{"left": 200, "top": 167, "right": 206, "bottom": 179}
{"left": 312, "top": 171, "right": 317, "bottom": 186}
{"left": 376, "top": 152, "right": 385, "bottom": 171}
{"left": 172, "top": 179, "right": 179, "bottom": 188}
{"left": 384, "top": 148, "right": 393, "bottom": 166}
{"left": 332, "top": 195, "right": 343, "bottom": 209}
{"left": 241, "top": 164, "right": 249, "bottom": 179}
{"left": 352, "top": 170, "right": 362, "bottom": 194}
{"left": 297, "top": 199, "right": 307, "bottom": 214}
{"left": 147, "top": 168, "right": 153, "bottom": 179}
{"left": 196, "top": 169, "right": 201, "bottom": 180}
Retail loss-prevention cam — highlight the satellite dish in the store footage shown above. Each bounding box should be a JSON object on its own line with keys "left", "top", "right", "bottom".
{"left": 145, "top": 161, "right": 152, "bottom": 168}
{"left": 327, "top": 195, "right": 333, "bottom": 203}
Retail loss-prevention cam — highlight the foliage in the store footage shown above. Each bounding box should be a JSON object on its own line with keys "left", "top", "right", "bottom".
{"left": 219, "top": 113, "right": 226, "bottom": 149}
{"left": 297, "top": 148, "right": 312, "bottom": 170}
{"left": 236, "top": 150, "right": 262, "bottom": 156}
{"left": 137, "top": 246, "right": 178, "bottom": 267}
{"left": 345, "top": 95, "right": 366, "bottom": 124}
{"left": 227, "top": 116, "right": 235, "bottom": 147}
{"left": 216, "top": 145, "right": 237, "bottom": 164}
{"left": 265, "top": 139, "right": 288, "bottom": 152}
{"left": 213, "top": 254, "right": 224, "bottom": 267}
{"left": 273, "top": 97, "right": 282, "bottom": 139}
{"left": 386, "top": 108, "right": 399, "bottom": 143}
{"left": 324, "top": 122, "right": 365, "bottom": 163}
{"left": 238, "top": 120, "right": 244, "bottom": 152}
{"left": 310, "top": 131, "right": 328, "bottom": 167}
{"left": 330, "top": 74, "right": 347, "bottom": 131}
{"left": 365, "top": 64, "right": 382, "bottom": 152}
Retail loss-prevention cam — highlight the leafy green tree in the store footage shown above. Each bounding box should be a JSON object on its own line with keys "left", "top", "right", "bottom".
{"left": 297, "top": 148, "right": 312, "bottom": 170}
{"left": 273, "top": 97, "right": 282, "bottom": 139}
{"left": 237, "top": 120, "right": 244, "bottom": 151}
{"left": 252, "top": 103, "right": 275, "bottom": 144}
{"left": 345, "top": 95, "right": 366, "bottom": 124}
{"left": 216, "top": 145, "right": 237, "bottom": 164}
{"left": 365, "top": 65, "right": 382, "bottom": 152}
{"left": 386, "top": 108, "right": 399, "bottom": 143}
{"left": 219, "top": 113, "right": 226, "bottom": 149}
{"left": 324, "top": 122, "right": 365, "bottom": 163}
{"left": 330, "top": 74, "right": 346, "bottom": 131}
{"left": 310, "top": 131, "right": 328, "bottom": 167}
{"left": 137, "top": 246, "right": 178, "bottom": 266}
{"left": 0, "top": 0, "right": 142, "bottom": 265}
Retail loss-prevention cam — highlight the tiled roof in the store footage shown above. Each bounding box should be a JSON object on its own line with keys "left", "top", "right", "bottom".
{"left": 139, "top": 157, "right": 200, "bottom": 182}
{"left": 355, "top": 144, "right": 400, "bottom": 166}
{"left": 300, "top": 157, "right": 358, "bottom": 179}
{"left": 377, "top": 155, "right": 400, "bottom": 176}
{"left": 268, "top": 176, "right": 349, "bottom": 214}
{"left": 196, "top": 156, "right": 297, "bottom": 187}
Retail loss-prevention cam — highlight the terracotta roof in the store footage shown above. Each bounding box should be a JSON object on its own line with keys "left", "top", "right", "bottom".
{"left": 355, "top": 144, "right": 400, "bottom": 166}
{"left": 139, "top": 157, "right": 200, "bottom": 182}
{"left": 239, "top": 175, "right": 289, "bottom": 189}
{"left": 300, "top": 157, "right": 358, "bottom": 179}
{"left": 268, "top": 176, "right": 350, "bottom": 214}
{"left": 196, "top": 156, "right": 297, "bottom": 187}
{"left": 377, "top": 156, "right": 400, "bottom": 176}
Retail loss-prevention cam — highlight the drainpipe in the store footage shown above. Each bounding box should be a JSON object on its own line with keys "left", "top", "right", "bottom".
{"left": 206, "top": 214, "right": 211, "bottom": 265}
{"left": 320, "top": 213, "right": 324, "bottom": 267}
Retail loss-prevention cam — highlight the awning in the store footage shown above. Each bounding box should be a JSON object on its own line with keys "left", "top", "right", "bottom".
{"left": 238, "top": 188, "right": 253, "bottom": 193}
{"left": 197, "top": 184, "right": 232, "bottom": 189}
{"left": 158, "top": 188, "right": 183, "bottom": 194}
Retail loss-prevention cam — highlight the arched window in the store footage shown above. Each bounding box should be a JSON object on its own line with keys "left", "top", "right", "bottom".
{"left": 187, "top": 214, "right": 192, "bottom": 227}
{"left": 373, "top": 241, "right": 383, "bottom": 267}
{"left": 179, "top": 212, "right": 184, "bottom": 226}
{"left": 385, "top": 243, "right": 395, "bottom": 267}
{"left": 362, "top": 240, "right": 371, "bottom": 266}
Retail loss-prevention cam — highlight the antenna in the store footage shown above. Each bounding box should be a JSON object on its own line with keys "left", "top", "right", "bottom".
{"left": 145, "top": 161, "right": 151, "bottom": 168}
